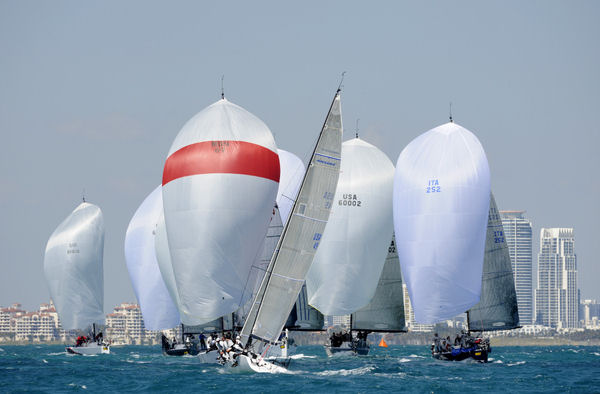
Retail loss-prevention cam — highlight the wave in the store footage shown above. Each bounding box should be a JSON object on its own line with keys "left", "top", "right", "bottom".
{"left": 593, "top": 352, "right": 600, "bottom": 356}
{"left": 316, "top": 365, "right": 375, "bottom": 376}
{"left": 507, "top": 361, "right": 526, "bottom": 366}
{"left": 42, "top": 359, "right": 48, "bottom": 364}
{"left": 68, "top": 383, "right": 87, "bottom": 390}
{"left": 493, "top": 360, "right": 504, "bottom": 364}
{"left": 398, "top": 358, "right": 412, "bottom": 363}
{"left": 0, "top": 348, "right": 4, "bottom": 352}
{"left": 408, "top": 354, "right": 425, "bottom": 358}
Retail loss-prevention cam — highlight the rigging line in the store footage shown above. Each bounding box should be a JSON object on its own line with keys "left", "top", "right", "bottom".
{"left": 337, "top": 71, "right": 346, "bottom": 92}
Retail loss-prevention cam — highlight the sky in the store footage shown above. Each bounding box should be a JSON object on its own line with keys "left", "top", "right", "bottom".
{"left": 1, "top": 1, "right": 599, "bottom": 312}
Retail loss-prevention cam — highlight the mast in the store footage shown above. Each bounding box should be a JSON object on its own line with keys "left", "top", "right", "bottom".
{"left": 181, "top": 323, "right": 184, "bottom": 342}
{"left": 93, "top": 323, "right": 96, "bottom": 339}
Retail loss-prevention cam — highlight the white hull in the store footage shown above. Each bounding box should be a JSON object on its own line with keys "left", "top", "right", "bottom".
{"left": 66, "top": 343, "right": 110, "bottom": 355}
{"left": 228, "top": 354, "right": 289, "bottom": 374}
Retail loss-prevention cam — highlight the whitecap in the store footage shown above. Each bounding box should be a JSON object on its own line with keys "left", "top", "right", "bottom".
{"left": 48, "top": 352, "right": 65, "bottom": 356}
{"left": 408, "top": 354, "right": 425, "bottom": 358}
{"left": 316, "top": 365, "right": 375, "bottom": 376}
{"left": 398, "top": 358, "right": 411, "bottom": 363}
{"left": 593, "top": 352, "right": 600, "bottom": 356}
{"left": 493, "top": 360, "right": 504, "bottom": 364}
{"left": 507, "top": 361, "right": 526, "bottom": 366}
{"left": 0, "top": 348, "right": 4, "bottom": 352}
{"left": 42, "top": 359, "right": 48, "bottom": 364}
{"left": 290, "top": 354, "right": 316, "bottom": 359}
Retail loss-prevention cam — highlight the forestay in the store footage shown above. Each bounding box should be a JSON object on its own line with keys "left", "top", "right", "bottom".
{"left": 393, "top": 122, "right": 490, "bottom": 324}
{"left": 467, "top": 193, "right": 520, "bottom": 331}
{"left": 43, "top": 202, "right": 105, "bottom": 330}
{"left": 306, "top": 137, "right": 395, "bottom": 315}
{"left": 125, "top": 186, "right": 180, "bottom": 330}
{"left": 352, "top": 235, "right": 405, "bottom": 332}
{"left": 162, "top": 98, "right": 280, "bottom": 325}
{"left": 241, "top": 91, "right": 343, "bottom": 347}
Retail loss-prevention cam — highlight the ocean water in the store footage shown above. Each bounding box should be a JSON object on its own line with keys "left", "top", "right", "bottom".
{"left": 1, "top": 344, "right": 599, "bottom": 393}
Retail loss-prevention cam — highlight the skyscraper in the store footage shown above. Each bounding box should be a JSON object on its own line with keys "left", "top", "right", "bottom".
{"left": 535, "top": 228, "right": 578, "bottom": 328}
{"left": 500, "top": 211, "right": 533, "bottom": 325}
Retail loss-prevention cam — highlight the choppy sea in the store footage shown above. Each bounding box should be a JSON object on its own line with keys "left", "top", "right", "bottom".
{"left": 1, "top": 345, "right": 599, "bottom": 393}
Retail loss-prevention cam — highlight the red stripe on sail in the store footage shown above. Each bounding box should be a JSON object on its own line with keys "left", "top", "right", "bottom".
{"left": 163, "top": 140, "right": 280, "bottom": 186}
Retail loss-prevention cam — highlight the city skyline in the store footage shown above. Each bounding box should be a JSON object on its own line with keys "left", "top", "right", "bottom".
{"left": 1, "top": 2, "right": 599, "bottom": 311}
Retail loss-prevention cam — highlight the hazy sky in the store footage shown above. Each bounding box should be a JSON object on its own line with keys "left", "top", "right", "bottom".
{"left": 1, "top": 1, "right": 599, "bottom": 312}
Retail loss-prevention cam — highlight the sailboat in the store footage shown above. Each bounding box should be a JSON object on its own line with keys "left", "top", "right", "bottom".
{"left": 393, "top": 120, "right": 517, "bottom": 363}
{"left": 306, "top": 136, "right": 403, "bottom": 356}
{"left": 159, "top": 94, "right": 280, "bottom": 360}
{"left": 431, "top": 193, "right": 520, "bottom": 362}
{"left": 230, "top": 85, "right": 343, "bottom": 373}
{"left": 43, "top": 200, "right": 110, "bottom": 355}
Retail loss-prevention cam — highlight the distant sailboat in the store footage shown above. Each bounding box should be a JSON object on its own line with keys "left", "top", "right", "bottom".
{"left": 43, "top": 201, "right": 110, "bottom": 355}
{"left": 306, "top": 137, "right": 403, "bottom": 356}
{"left": 231, "top": 86, "right": 343, "bottom": 373}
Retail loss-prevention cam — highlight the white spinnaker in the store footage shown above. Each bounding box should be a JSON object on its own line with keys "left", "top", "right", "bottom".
{"left": 393, "top": 122, "right": 490, "bottom": 324}
{"left": 162, "top": 98, "right": 279, "bottom": 325}
{"left": 306, "top": 138, "right": 395, "bottom": 315}
{"left": 43, "top": 202, "right": 105, "bottom": 330}
{"left": 125, "top": 186, "right": 180, "bottom": 330}
{"left": 276, "top": 149, "right": 305, "bottom": 226}
{"left": 155, "top": 211, "right": 183, "bottom": 316}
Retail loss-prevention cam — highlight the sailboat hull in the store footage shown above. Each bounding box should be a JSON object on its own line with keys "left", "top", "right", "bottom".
{"left": 228, "top": 354, "right": 289, "bottom": 374}
{"left": 325, "top": 342, "right": 369, "bottom": 356}
{"left": 66, "top": 343, "right": 110, "bottom": 355}
{"left": 432, "top": 346, "right": 489, "bottom": 363}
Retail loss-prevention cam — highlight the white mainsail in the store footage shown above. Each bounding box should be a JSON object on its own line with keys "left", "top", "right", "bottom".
{"left": 43, "top": 202, "right": 105, "bottom": 330}
{"left": 241, "top": 89, "right": 343, "bottom": 348}
{"left": 125, "top": 186, "right": 180, "bottom": 330}
{"left": 393, "top": 122, "right": 490, "bottom": 324}
{"left": 306, "top": 137, "right": 395, "bottom": 315}
{"left": 162, "top": 98, "right": 280, "bottom": 325}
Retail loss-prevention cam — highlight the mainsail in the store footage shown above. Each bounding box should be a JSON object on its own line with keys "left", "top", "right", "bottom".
{"left": 162, "top": 98, "right": 280, "bottom": 325}
{"left": 467, "top": 193, "right": 520, "bottom": 331}
{"left": 124, "top": 186, "right": 180, "bottom": 330}
{"left": 306, "top": 137, "right": 395, "bottom": 315}
{"left": 43, "top": 202, "right": 105, "bottom": 330}
{"left": 240, "top": 89, "right": 343, "bottom": 348}
{"left": 393, "top": 122, "right": 491, "bottom": 324}
{"left": 352, "top": 235, "right": 406, "bottom": 332}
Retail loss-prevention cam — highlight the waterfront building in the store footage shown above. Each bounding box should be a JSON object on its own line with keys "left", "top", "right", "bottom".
{"left": 500, "top": 210, "right": 533, "bottom": 326}
{"left": 535, "top": 228, "right": 579, "bottom": 328}
{"left": 105, "top": 303, "right": 159, "bottom": 344}
{"left": 580, "top": 299, "right": 600, "bottom": 329}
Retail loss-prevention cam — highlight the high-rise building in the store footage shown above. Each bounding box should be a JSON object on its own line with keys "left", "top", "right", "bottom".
{"left": 535, "top": 228, "right": 578, "bottom": 328}
{"left": 500, "top": 211, "right": 533, "bottom": 325}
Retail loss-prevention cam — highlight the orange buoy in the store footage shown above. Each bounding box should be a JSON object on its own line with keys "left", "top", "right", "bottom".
{"left": 378, "top": 338, "right": 388, "bottom": 348}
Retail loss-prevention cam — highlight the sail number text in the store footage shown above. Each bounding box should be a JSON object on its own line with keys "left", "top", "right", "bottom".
{"left": 494, "top": 230, "right": 505, "bottom": 244}
{"left": 339, "top": 193, "right": 362, "bottom": 207}
{"left": 426, "top": 179, "right": 441, "bottom": 194}
{"left": 67, "top": 242, "right": 80, "bottom": 254}
{"left": 212, "top": 141, "right": 229, "bottom": 153}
